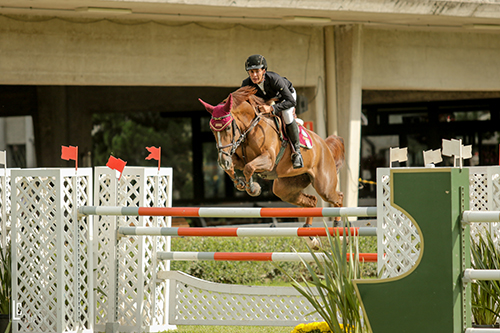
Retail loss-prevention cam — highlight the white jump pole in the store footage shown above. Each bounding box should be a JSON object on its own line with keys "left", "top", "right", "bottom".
{"left": 463, "top": 269, "right": 500, "bottom": 283}
{"left": 462, "top": 211, "right": 500, "bottom": 223}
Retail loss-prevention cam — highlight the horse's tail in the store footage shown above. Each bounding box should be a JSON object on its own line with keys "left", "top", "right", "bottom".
{"left": 325, "top": 135, "right": 345, "bottom": 172}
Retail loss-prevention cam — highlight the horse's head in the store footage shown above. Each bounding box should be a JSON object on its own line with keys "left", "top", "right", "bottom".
{"left": 199, "top": 94, "right": 235, "bottom": 171}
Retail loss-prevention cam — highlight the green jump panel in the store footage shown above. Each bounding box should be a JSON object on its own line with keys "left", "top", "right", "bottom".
{"left": 354, "top": 168, "right": 470, "bottom": 333}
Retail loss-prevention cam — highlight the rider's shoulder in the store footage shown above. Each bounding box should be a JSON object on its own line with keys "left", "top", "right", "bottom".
{"left": 265, "top": 71, "right": 282, "bottom": 79}
{"left": 265, "top": 71, "right": 288, "bottom": 85}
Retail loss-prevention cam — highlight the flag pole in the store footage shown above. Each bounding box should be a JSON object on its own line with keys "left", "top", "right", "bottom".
{"left": 158, "top": 147, "right": 161, "bottom": 172}
{"left": 1, "top": 151, "right": 6, "bottom": 251}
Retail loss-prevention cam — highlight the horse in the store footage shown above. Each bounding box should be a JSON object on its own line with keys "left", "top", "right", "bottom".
{"left": 199, "top": 86, "right": 345, "bottom": 227}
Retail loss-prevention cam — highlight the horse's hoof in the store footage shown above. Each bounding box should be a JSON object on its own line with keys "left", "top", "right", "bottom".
{"left": 234, "top": 178, "right": 246, "bottom": 191}
{"left": 306, "top": 236, "right": 320, "bottom": 250}
{"left": 247, "top": 182, "right": 261, "bottom": 197}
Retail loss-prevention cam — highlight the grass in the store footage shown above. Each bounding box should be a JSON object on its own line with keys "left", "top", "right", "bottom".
{"left": 170, "top": 234, "right": 378, "bottom": 285}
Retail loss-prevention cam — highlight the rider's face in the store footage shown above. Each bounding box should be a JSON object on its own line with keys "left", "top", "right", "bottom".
{"left": 248, "top": 68, "right": 266, "bottom": 84}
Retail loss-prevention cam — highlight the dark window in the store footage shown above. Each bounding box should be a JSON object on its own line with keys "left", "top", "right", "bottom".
{"left": 360, "top": 98, "right": 500, "bottom": 206}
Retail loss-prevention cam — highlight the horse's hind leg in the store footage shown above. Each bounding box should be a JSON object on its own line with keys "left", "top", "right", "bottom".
{"left": 312, "top": 173, "right": 344, "bottom": 223}
{"left": 272, "top": 175, "right": 317, "bottom": 226}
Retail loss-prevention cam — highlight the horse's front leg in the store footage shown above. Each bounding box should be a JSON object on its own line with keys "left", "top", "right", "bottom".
{"left": 243, "top": 152, "right": 274, "bottom": 197}
{"left": 223, "top": 167, "right": 246, "bottom": 191}
{"left": 231, "top": 154, "right": 247, "bottom": 191}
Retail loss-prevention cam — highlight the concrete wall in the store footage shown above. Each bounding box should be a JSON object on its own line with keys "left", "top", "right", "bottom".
{"left": 0, "top": 15, "right": 324, "bottom": 88}
{"left": 362, "top": 28, "right": 500, "bottom": 91}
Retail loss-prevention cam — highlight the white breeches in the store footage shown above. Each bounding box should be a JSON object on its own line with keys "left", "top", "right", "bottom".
{"left": 282, "top": 91, "right": 297, "bottom": 125}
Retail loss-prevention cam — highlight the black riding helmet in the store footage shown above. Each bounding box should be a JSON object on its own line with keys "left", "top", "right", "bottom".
{"left": 245, "top": 54, "right": 267, "bottom": 71}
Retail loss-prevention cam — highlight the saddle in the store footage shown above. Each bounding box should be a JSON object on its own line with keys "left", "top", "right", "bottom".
{"left": 272, "top": 116, "right": 313, "bottom": 165}
{"left": 273, "top": 116, "right": 312, "bottom": 147}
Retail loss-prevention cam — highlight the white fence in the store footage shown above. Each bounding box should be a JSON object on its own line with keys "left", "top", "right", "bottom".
{"left": 1, "top": 166, "right": 500, "bottom": 332}
{"left": 92, "top": 167, "right": 174, "bottom": 333}
{"left": 11, "top": 168, "right": 93, "bottom": 333}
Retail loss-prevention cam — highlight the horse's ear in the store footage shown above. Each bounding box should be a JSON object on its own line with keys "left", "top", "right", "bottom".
{"left": 199, "top": 98, "right": 215, "bottom": 115}
{"left": 223, "top": 94, "right": 233, "bottom": 114}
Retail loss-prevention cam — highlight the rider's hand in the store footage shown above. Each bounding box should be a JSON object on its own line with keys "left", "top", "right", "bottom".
{"left": 259, "top": 105, "right": 274, "bottom": 114}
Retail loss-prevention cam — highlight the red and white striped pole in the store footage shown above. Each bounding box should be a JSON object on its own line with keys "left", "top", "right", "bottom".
{"left": 79, "top": 206, "right": 377, "bottom": 218}
{"left": 157, "top": 251, "right": 378, "bottom": 262}
{"left": 118, "top": 226, "right": 377, "bottom": 237}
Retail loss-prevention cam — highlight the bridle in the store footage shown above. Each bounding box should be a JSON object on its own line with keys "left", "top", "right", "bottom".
{"left": 213, "top": 108, "right": 264, "bottom": 162}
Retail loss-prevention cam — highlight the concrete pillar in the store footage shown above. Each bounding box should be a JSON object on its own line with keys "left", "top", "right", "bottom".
{"left": 25, "top": 116, "right": 36, "bottom": 168}
{"left": 335, "top": 25, "right": 363, "bottom": 209}
{"left": 0, "top": 119, "right": 6, "bottom": 151}
{"left": 324, "top": 26, "right": 338, "bottom": 137}
{"left": 313, "top": 70, "right": 327, "bottom": 139}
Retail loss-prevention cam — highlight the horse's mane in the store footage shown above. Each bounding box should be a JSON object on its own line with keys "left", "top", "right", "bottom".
{"left": 230, "top": 86, "right": 268, "bottom": 109}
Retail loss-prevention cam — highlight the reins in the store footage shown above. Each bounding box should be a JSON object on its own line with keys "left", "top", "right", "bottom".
{"left": 214, "top": 106, "right": 266, "bottom": 162}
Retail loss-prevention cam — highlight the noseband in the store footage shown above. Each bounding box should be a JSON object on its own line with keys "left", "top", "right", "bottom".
{"left": 212, "top": 109, "right": 263, "bottom": 160}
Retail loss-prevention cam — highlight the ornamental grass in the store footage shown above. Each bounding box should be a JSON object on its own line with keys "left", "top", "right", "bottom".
{"left": 279, "top": 221, "right": 365, "bottom": 333}
{"left": 471, "top": 230, "right": 500, "bottom": 326}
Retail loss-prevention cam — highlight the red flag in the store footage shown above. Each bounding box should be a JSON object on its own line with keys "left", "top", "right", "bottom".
{"left": 146, "top": 146, "right": 161, "bottom": 171}
{"left": 145, "top": 146, "right": 160, "bottom": 161}
{"left": 106, "top": 156, "right": 127, "bottom": 179}
{"left": 61, "top": 145, "right": 78, "bottom": 170}
{"left": 61, "top": 146, "right": 78, "bottom": 161}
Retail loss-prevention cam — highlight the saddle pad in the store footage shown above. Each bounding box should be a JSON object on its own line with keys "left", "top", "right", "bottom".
{"left": 299, "top": 125, "right": 313, "bottom": 149}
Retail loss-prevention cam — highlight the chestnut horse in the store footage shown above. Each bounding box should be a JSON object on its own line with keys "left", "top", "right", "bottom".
{"left": 199, "top": 86, "right": 345, "bottom": 226}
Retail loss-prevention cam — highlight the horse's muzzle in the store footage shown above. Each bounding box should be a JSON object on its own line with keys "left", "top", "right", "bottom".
{"left": 218, "top": 154, "right": 233, "bottom": 171}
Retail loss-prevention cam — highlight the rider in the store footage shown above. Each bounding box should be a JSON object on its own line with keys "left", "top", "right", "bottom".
{"left": 241, "top": 54, "right": 304, "bottom": 169}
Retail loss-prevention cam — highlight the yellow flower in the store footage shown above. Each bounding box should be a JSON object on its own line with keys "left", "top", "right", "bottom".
{"left": 318, "top": 322, "right": 330, "bottom": 331}
{"left": 291, "top": 321, "right": 333, "bottom": 333}
{"left": 291, "top": 323, "right": 305, "bottom": 333}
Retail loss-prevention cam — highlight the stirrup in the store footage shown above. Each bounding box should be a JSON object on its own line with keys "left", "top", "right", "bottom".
{"left": 292, "top": 152, "right": 304, "bottom": 169}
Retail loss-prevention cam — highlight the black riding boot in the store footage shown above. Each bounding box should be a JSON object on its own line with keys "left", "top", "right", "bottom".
{"left": 286, "top": 120, "right": 304, "bottom": 169}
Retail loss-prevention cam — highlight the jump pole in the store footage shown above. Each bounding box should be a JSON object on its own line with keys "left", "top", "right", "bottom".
{"left": 78, "top": 206, "right": 377, "bottom": 218}
{"left": 118, "top": 226, "right": 377, "bottom": 237}
{"left": 156, "top": 251, "right": 378, "bottom": 262}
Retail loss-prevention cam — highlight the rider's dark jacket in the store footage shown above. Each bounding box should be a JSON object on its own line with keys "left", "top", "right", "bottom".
{"left": 241, "top": 71, "right": 296, "bottom": 115}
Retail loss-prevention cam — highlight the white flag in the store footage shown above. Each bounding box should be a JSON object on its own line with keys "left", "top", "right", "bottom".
{"left": 390, "top": 147, "right": 408, "bottom": 164}
{"left": 0, "top": 151, "right": 5, "bottom": 166}
{"left": 462, "top": 145, "right": 472, "bottom": 159}
{"left": 423, "top": 149, "right": 443, "bottom": 166}
{"left": 442, "top": 139, "right": 461, "bottom": 157}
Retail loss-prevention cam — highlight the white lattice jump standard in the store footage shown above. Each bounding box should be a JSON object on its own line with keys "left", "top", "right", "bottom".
{"left": 118, "top": 226, "right": 377, "bottom": 237}
{"left": 79, "top": 206, "right": 377, "bottom": 218}
{"left": 156, "top": 251, "right": 378, "bottom": 262}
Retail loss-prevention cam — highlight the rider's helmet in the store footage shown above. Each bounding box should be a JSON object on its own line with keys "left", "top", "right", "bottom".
{"left": 245, "top": 54, "right": 267, "bottom": 71}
